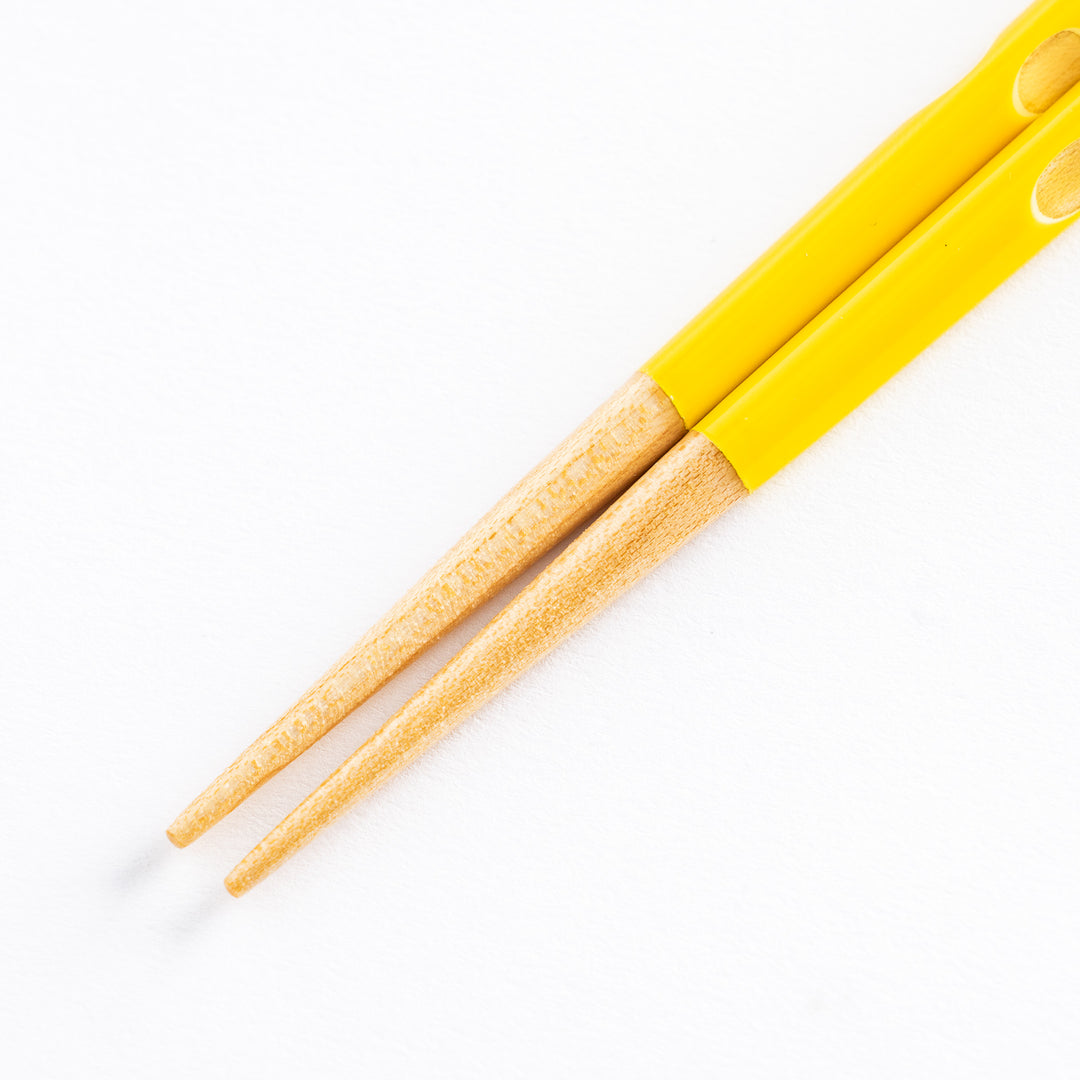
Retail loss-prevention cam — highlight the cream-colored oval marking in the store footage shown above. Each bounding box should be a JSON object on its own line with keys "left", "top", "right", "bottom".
{"left": 1034, "top": 140, "right": 1080, "bottom": 222}
{"left": 1015, "top": 30, "right": 1080, "bottom": 116}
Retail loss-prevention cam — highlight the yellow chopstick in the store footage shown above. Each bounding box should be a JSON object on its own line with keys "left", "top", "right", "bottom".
{"left": 167, "top": 2, "right": 1080, "bottom": 850}
{"left": 226, "top": 66, "right": 1080, "bottom": 895}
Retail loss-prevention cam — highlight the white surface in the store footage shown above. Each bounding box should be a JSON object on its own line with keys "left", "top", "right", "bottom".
{"left": 3, "top": 1, "right": 1079, "bottom": 1076}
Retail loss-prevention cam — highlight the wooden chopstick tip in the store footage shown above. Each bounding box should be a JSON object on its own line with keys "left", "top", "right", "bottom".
{"left": 224, "top": 847, "right": 276, "bottom": 897}
{"left": 165, "top": 823, "right": 189, "bottom": 849}
{"left": 223, "top": 871, "right": 248, "bottom": 898}
{"left": 167, "top": 766, "right": 258, "bottom": 848}
{"left": 167, "top": 784, "right": 237, "bottom": 847}
{"left": 165, "top": 804, "right": 207, "bottom": 848}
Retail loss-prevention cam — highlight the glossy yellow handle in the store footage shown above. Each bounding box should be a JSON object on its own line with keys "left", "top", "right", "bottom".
{"left": 643, "top": 0, "right": 1080, "bottom": 426}
{"left": 700, "top": 81, "right": 1080, "bottom": 488}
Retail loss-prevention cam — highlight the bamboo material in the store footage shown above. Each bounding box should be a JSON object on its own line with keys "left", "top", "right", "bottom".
{"left": 225, "top": 433, "right": 746, "bottom": 895}
{"left": 168, "top": 373, "right": 685, "bottom": 847}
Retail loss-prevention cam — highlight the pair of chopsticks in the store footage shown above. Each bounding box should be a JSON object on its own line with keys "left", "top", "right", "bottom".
{"left": 168, "top": 0, "right": 1080, "bottom": 895}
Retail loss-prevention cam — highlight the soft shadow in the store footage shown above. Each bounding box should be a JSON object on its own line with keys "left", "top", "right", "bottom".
{"left": 167, "top": 889, "right": 231, "bottom": 941}
{"left": 111, "top": 839, "right": 170, "bottom": 892}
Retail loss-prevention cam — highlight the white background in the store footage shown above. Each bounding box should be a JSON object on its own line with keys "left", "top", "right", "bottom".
{"left": 3, "top": 1, "right": 1079, "bottom": 1076}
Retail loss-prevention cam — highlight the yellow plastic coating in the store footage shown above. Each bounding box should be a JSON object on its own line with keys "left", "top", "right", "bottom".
{"left": 643, "top": 0, "right": 1080, "bottom": 426}
{"left": 700, "top": 81, "right": 1080, "bottom": 489}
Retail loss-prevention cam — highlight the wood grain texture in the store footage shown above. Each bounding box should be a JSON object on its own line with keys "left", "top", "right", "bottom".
{"left": 168, "top": 373, "right": 685, "bottom": 846}
{"left": 225, "top": 432, "right": 747, "bottom": 895}
{"left": 1036, "top": 138, "right": 1080, "bottom": 220}
{"left": 1017, "top": 30, "right": 1080, "bottom": 116}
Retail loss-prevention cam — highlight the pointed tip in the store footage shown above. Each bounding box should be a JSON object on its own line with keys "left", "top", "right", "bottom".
{"left": 165, "top": 823, "right": 189, "bottom": 848}
{"left": 224, "top": 872, "right": 247, "bottom": 898}
{"left": 166, "top": 774, "right": 243, "bottom": 849}
{"left": 166, "top": 805, "right": 204, "bottom": 848}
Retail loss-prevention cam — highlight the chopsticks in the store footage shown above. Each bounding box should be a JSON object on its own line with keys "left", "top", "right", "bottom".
{"left": 223, "top": 71, "right": 1080, "bottom": 894}
{"left": 226, "top": 437, "right": 748, "bottom": 893}
{"left": 164, "top": 0, "right": 1080, "bottom": 890}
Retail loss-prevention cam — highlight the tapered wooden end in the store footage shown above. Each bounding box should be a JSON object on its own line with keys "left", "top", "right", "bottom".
{"left": 228, "top": 433, "right": 747, "bottom": 891}
{"left": 168, "top": 373, "right": 685, "bottom": 844}
{"left": 166, "top": 770, "right": 249, "bottom": 848}
{"left": 165, "top": 823, "right": 189, "bottom": 849}
{"left": 224, "top": 871, "right": 248, "bottom": 898}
